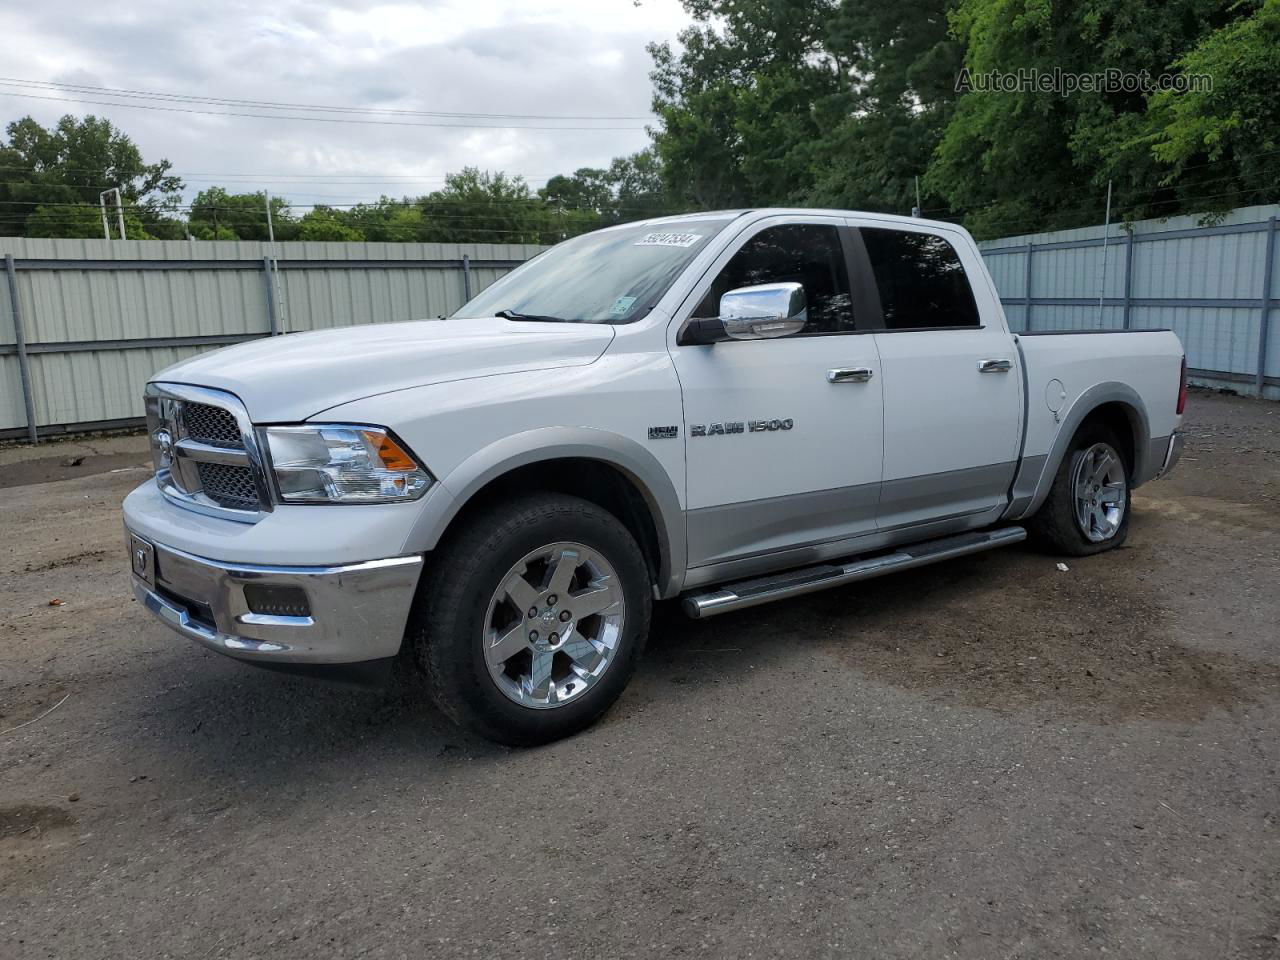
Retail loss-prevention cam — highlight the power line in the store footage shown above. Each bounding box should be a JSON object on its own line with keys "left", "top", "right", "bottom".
{"left": 0, "top": 164, "right": 566, "bottom": 181}
{"left": 0, "top": 90, "right": 649, "bottom": 131}
{"left": 0, "top": 77, "right": 655, "bottom": 122}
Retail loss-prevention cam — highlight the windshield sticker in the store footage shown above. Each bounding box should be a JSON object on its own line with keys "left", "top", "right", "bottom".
{"left": 635, "top": 232, "right": 703, "bottom": 248}
{"left": 609, "top": 296, "right": 638, "bottom": 316}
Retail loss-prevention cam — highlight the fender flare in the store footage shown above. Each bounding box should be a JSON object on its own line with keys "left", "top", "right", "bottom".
{"left": 1006, "top": 381, "right": 1152, "bottom": 521}
{"left": 402, "top": 426, "right": 687, "bottom": 598}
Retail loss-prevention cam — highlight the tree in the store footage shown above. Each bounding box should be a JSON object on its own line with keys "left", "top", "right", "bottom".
{"left": 342, "top": 198, "right": 428, "bottom": 241}
{"left": 1140, "top": 0, "right": 1280, "bottom": 217}
{"left": 24, "top": 203, "right": 102, "bottom": 238}
{"left": 0, "top": 114, "right": 182, "bottom": 237}
{"left": 188, "top": 187, "right": 295, "bottom": 241}
{"left": 924, "top": 0, "right": 1242, "bottom": 237}
{"left": 647, "top": 0, "right": 957, "bottom": 214}
{"left": 297, "top": 206, "right": 365, "bottom": 241}
{"left": 418, "top": 168, "right": 553, "bottom": 243}
{"left": 539, "top": 150, "right": 673, "bottom": 226}
{"left": 540, "top": 167, "right": 614, "bottom": 215}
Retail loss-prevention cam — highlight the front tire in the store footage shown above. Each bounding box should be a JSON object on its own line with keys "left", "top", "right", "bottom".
{"left": 411, "top": 493, "right": 651, "bottom": 746}
{"left": 1028, "top": 425, "right": 1132, "bottom": 556}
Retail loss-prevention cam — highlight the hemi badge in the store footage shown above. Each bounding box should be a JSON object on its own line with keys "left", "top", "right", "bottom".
{"left": 648, "top": 425, "right": 679, "bottom": 440}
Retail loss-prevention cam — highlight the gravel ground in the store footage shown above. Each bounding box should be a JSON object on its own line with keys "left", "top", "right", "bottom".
{"left": 1, "top": 390, "right": 1278, "bottom": 960}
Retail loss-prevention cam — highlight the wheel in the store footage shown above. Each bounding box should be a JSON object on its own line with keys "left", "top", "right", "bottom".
{"left": 1027, "top": 424, "right": 1131, "bottom": 556}
{"left": 410, "top": 493, "right": 651, "bottom": 746}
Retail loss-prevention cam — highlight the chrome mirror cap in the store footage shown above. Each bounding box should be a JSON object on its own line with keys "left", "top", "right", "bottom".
{"left": 719, "top": 282, "right": 807, "bottom": 340}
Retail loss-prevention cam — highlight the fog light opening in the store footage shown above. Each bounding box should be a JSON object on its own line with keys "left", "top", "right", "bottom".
{"left": 243, "top": 584, "right": 312, "bottom": 618}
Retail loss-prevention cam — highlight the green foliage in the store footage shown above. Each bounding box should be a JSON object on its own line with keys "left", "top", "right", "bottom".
{"left": 342, "top": 198, "right": 427, "bottom": 242}
{"left": 188, "top": 187, "right": 296, "bottom": 241}
{"left": 647, "top": 0, "right": 958, "bottom": 213}
{"left": 297, "top": 207, "right": 365, "bottom": 242}
{"left": 924, "top": 0, "right": 1231, "bottom": 236}
{"left": 648, "top": 0, "right": 1279, "bottom": 238}
{"left": 1142, "top": 0, "right": 1280, "bottom": 214}
{"left": 0, "top": 114, "right": 182, "bottom": 237}
{"left": 415, "top": 168, "right": 552, "bottom": 244}
{"left": 539, "top": 150, "right": 674, "bottom": 224}
{"left": 24, "top": 203, "right": 103, "bottom": 238}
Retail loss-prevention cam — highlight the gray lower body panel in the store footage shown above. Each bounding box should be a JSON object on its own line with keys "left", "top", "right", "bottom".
{"left": 684, "top": 462, "right": 1017, "bottom": 574}
{"left": 876, "top": 461, "right": 1017, "bottom": 531}
{"left": 686, "top": 482, "right": 880, "bottom": 568}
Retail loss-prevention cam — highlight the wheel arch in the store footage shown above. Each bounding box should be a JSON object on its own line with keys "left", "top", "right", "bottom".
{"left": 1010, "top": 382, "right": 1152, "bottom": 521}
{"left": 404, "top": 428, "right": 686, "bottom": 598}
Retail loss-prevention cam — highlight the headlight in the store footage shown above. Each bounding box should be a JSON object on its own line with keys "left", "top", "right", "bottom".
{"left": 264, "top": 425, "right": 432, "bottom": 503}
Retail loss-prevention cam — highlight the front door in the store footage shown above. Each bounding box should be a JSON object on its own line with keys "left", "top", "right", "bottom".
{"left": 671, "top": 217, "right": 885, "bottom": 568}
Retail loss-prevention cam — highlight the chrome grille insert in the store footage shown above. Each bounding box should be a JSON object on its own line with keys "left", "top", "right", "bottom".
{"left": 144, "top": 383, "right": 273, "bottom": 523}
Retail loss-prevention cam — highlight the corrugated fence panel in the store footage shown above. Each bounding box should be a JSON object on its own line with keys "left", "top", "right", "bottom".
{"left": 0, "top": 354, "right": 23, "bottom": 431}
{"left": 8, "top": 209, "right": 1280, "bottom": 435}
{"left": 0, "top": 237, "right": 545, "bottom": 436}
{"left": 980, "top": 203, "right": 1280, "bottom": 399}
{"left": 26, "top": 344, "right": 218, "bottom": 427}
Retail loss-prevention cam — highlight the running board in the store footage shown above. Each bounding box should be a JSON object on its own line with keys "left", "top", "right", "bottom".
{"left": 681, "top": 526, "right": 1027, "bottom": 619}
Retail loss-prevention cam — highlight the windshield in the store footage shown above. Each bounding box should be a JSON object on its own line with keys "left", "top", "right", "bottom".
{"left": 454, "top": 217, "right": 733, "bottom": 324}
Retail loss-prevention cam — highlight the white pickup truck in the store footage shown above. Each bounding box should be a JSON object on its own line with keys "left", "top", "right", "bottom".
{"left": 123, "top": 209, "right": 1186, "bottom": 744}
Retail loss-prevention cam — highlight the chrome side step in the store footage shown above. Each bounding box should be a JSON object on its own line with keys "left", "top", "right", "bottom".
{"left": 681, "top": 526, "right": 1027, "bottom": 619}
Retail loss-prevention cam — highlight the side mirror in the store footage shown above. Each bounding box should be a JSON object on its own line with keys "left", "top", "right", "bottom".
{"left": 679, "top": 282, "right": 807, "bottom": 345}
{"left": 720, "top": 282, "right": 807, "bottom": 340}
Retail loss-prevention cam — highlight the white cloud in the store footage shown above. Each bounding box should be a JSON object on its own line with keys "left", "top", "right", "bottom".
{"left": 0, "top": 0, "right": 692, "bottom": 206}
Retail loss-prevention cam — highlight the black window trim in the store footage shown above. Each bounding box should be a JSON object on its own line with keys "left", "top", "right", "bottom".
{"left": 851, "top": 224, "right": 983, "bottom": 333}
{"left": 675, "top": 217, "right": 877, "bottom": 344}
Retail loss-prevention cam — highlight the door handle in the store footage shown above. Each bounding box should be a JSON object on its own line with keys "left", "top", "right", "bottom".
{"left": 978, "top": 359, "right": 1013, "bottom": 373}
{"left": 827, "top": 367, "right": 874, "bottom": 383}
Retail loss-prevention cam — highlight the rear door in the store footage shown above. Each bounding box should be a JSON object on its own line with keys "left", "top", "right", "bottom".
{"left": 671, "top": 216, "right": 884, "bottom": 568}
{"left": 851, "top": 222, "right": 1022, "bottom": 529}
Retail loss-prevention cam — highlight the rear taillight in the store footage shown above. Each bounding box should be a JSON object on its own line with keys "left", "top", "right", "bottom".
{"left": 1176, "top": 356, "right": 1187, "bottom": 415}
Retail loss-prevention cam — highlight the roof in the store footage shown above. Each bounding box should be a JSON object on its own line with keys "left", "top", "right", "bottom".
{"left": 639, "top": 207, "right": 964, "bottom": 233}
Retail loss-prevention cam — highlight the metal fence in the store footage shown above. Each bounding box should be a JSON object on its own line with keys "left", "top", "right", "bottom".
{"left": 978, "top": 202, "right": 1280, "bottom": 401}
{"left": 0, "top": 237, "right": 546, "bottom": 440}
{"left": 5, "top": 205, "right": 1278, "bottom": 441}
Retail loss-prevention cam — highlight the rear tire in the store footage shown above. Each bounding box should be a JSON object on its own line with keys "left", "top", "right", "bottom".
{"left": 409, "top": 493, "right": 651, "bottom": 746}
{"left": 1027, "top": 424, "right": 1132, "bottom": 556}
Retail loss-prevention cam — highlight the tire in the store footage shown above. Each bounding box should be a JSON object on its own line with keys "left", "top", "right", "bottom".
{"left": 1027, "top": 424, "right": 1132, "bottom": 556}
{"left": 410, "top": 493, "right": 651, "bottom": 746}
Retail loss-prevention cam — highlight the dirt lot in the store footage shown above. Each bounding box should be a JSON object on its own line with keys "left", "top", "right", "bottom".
{"left": 2, "top": 390, "right": 1279, "bottom": 959}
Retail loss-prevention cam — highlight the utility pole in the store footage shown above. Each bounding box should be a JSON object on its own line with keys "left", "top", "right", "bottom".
{"left": 1098, "top": 179, "right": 1113, "bottom": 326}
{"left": 99, "top": 189, "right": 113, "bottom": 240}
{"left": 98, "top": 187, "right": 126, "bottom": 240}
{"left": 912, "top": 176, "right": 922, "bottom": 218}
{"left": 265, "top": 191, "right": 276, "bottom": 243}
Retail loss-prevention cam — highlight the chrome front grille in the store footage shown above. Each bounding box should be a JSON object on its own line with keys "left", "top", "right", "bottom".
{"left": 181, "top": 403, "right": 241, "bottom": 447}
{"left": 144, "top": 383, "right": 273, "bottom": 522}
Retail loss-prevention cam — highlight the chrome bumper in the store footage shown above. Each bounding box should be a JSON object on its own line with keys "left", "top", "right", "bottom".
{"left": 1157, "top": 431, "right": 1184, "bottom": 478}
{"left": 127, "top": 530, "right": 423, "bottom": 665}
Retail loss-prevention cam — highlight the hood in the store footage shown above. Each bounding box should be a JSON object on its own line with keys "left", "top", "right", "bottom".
{"left": 153, "top": 316, "right": 615, "bottom": 422}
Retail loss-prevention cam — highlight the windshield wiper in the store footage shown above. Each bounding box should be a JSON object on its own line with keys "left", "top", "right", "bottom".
{"left": 495, "top": 309, "right": 573, "bottom": 323}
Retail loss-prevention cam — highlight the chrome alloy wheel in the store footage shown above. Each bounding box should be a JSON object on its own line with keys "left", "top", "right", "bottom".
{"left": 482, "top": 541, "right": 626, "bottom": 710}
{"left": 1073, "top": 442, "right": 1127, "bottom": 542}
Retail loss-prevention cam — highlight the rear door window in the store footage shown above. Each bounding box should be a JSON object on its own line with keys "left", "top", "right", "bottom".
{"left": 859, "top": 228, "right": 979, "bottom": 330}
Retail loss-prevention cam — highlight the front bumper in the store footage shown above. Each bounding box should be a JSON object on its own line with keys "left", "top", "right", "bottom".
{"left": 127, "top": 531, "right": 423, "bottom": 666}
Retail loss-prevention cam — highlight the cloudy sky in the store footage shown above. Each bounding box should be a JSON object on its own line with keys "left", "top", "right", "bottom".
{"left": 0, "top": 0, "right": 694, "bottom": 208}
